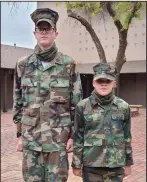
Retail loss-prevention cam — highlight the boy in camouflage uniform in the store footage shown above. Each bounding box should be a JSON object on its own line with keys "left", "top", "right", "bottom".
{"left": 72, "top": 63, "right": 133, "bottom": 182}
{"left": 13, "top": 8, "right": 82, "bottom": 182}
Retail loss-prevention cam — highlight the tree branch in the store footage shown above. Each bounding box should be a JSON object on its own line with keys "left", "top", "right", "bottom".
{"left": 105, "top": 2, "right": 123, "bottom": 31}
{"left": 106, "top": 2, "right": 127, "bottom": 72}
{"left": 67, "top": 10, "right": 107, "bottom": 63}
{"left": 127, "top": 2, "right": 142, "bottom": 27}
{"left": 106, "top": 2, "right": 142, "bottom": 72}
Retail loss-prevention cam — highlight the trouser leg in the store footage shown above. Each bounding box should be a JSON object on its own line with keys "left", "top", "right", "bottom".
{"left": 44, "top": 150, "right": 69, "bottom": 182}
{"left": 82, "top": 166, "right": 103, "bottom": 182}
{"left": 22, "top": 150, "right": 43, "bottom": 182}
{"left": 82, "top": 166, "right": 124, "bottom": 182}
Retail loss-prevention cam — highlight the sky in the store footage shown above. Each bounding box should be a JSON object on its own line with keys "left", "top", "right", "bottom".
{"left": 1, "top": 2, "right": 37, "bottom": 49}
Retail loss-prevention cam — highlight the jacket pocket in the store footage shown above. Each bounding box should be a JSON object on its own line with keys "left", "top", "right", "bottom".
{"left": 113, "top": 134, "right": 125, "bottom": 146}
{"left": 50, "top": 112, "right": 72, "bottom": 128}
{"left": 111, "top": 114, "right": 124, "bottom": 120}
{"left": 84, "top": 138, "right": 102, "bottom": 147}
{"left": 49, "top": 75, "right": 70, "bottom": 103}
{"left": 84, "top": 113, "right": 102, "bottom": 135}
{"left": 111, "top": 111, "right": 124, "bottom": 133}
{"left": 51, "top": 112, "right": 71, "bottom": 143}
{"left": 84, "top": 112, "right": 100, "bottom": 122}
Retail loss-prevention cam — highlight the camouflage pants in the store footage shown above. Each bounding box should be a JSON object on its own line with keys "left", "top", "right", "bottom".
{"left": 82, "top": 166, "right": 124, "bottom": 182}
{"left": 22, "top": 150, "right": 69, "bottom": 182}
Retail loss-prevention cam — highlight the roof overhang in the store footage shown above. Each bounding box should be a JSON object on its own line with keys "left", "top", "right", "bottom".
{"left": 78, "top": 60, "right": 146, "bottom": 74}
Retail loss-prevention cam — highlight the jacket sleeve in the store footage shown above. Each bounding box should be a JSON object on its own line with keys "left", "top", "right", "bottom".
{"left": 123, "top": 106, "right": 134, "bottom": 166}
{"left": 70, "top": 62, "right": 83, "bottom": 138}
{"left": 12, "top": 63, "right": 23, "bottom": 129}
{"left": 71, "top": 104, "right": 84, "bottom": 168}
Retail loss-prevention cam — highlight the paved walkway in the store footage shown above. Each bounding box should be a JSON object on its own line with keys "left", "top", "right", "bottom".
{"left": 1, "top": 109, "right": 146, "bottom": 182}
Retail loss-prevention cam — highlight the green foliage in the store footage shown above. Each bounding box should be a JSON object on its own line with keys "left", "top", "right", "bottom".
{"left": 56, "top": 1, "right": 145, "bottom": 30}
{"left": 112, "top": 2, "right": 145, "bottom": 30}
{"left": 57, "top": 2, "right": 103, "bottom": 17}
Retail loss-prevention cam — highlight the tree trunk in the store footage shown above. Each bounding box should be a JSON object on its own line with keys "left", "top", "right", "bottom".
{"left": 115, "top": 74, "right": 120, "bottom": 96}
{"left": 67, "top": 10, "right": 107, "bottom": 63}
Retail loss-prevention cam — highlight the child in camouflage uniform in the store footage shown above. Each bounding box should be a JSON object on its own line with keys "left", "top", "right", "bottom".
{"left": 72, "top": 63, "right": 133, "bottom": 182}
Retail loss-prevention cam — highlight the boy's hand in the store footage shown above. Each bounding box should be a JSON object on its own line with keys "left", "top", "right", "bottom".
{"left": 17, "top": 137, "right": 23, "bottom": 152}
{"left": 66, "top": 138, "right": 73, "bottom": 153}
{"left": 72, "top": 168, "right": 82, "bottom": 177}
{"left": 124, "top": 166, "right": 131, "bottom": 177}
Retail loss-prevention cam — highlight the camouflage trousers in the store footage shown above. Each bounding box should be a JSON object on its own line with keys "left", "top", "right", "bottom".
{"left": 82, "top": 166, "right": 124, "bottom": 182}
{"left": 22, "top": 150, "right": 69, "bottom": 182}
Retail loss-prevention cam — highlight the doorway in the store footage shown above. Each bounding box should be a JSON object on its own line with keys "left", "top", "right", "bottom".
{"left": 80, "top": 74, "right": 94, "bottom": 99}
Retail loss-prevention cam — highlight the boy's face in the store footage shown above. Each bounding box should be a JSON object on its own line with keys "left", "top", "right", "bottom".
{"left": 33, "top": 21, "right": 58, "bottom": 48}
{"left": 93, "top": 78, "right": 116, "bottom": 96}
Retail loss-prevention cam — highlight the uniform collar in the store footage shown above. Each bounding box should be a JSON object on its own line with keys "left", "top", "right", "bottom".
{"left": 90, "top": 94, "right": 118, "bottom": 108}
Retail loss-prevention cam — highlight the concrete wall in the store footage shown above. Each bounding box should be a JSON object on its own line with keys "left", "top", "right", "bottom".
{"left": 37, "top": 2, "right": 146, "bottom": 64}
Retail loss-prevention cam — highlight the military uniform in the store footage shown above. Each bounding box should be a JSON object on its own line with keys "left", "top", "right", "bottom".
{"left": 13, "top": 8, "right": 82, "bottom": 182}
{"left": 72, "top": 63, "right": 133, "bottom": 182}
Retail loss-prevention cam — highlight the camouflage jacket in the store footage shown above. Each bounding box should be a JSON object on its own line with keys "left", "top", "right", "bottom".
{"left": 13, "top": 52, "right": 82, "bottom": 152}
{"left": 72, "top": 94, "right": 133, "bottom": 168}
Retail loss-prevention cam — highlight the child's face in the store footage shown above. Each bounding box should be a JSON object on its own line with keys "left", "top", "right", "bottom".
{"left": 93, "top": 79, "right": 116, "bottom": 96}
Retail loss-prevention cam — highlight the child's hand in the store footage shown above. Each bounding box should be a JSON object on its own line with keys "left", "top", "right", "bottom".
{"left": 124, "top": 166, "right": 132, "bottom": 177}
{"left": 72, "top": 168, "right": 82, "bottom": 177}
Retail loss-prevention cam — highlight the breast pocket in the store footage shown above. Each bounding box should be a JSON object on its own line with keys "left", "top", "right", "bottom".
{"left": 111, "top": 110, "right": 124, "bottom": 134}
{"left": 84, "top": 112, "right": 101, "bottom": 129}
{"left": 49, "top": 75, "right": 70, "bottom": 103}
{"left": 84, "top": 112, "right": 101, "bottom": 122}
{"left": 21, "top": 77, "right": 37, "bottom": 106}
{"left": 84, "top": 112, "right": 103, "bottom": 138}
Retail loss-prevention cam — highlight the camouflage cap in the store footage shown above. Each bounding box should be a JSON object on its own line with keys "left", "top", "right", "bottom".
{"left": 30, "top": 8, "right": 59, "bottom": 28}
{"left": 93, "top": 63, "right": 117, "bottom": 81}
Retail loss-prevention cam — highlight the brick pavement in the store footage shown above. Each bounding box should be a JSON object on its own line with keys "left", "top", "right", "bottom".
{"left": 1, "top": 109, "right": 146, "bottom": 182}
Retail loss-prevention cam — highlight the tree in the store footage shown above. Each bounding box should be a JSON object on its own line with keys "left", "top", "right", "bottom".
{"left": 56, "top": 1, "right": 145, "bottom": 94}
{"left": 60, "top": 2, "right": 145, "bottom": 72}
{"left": 7, "top": 2, "right": 31, "bottom": 14}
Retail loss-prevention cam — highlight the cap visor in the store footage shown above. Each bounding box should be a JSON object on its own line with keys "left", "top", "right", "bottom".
{"left": 36, "top": 19, "right": 54, "bottom": 27}
{"left": 94, "top": 75, "right": 115, "bottom": 81}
